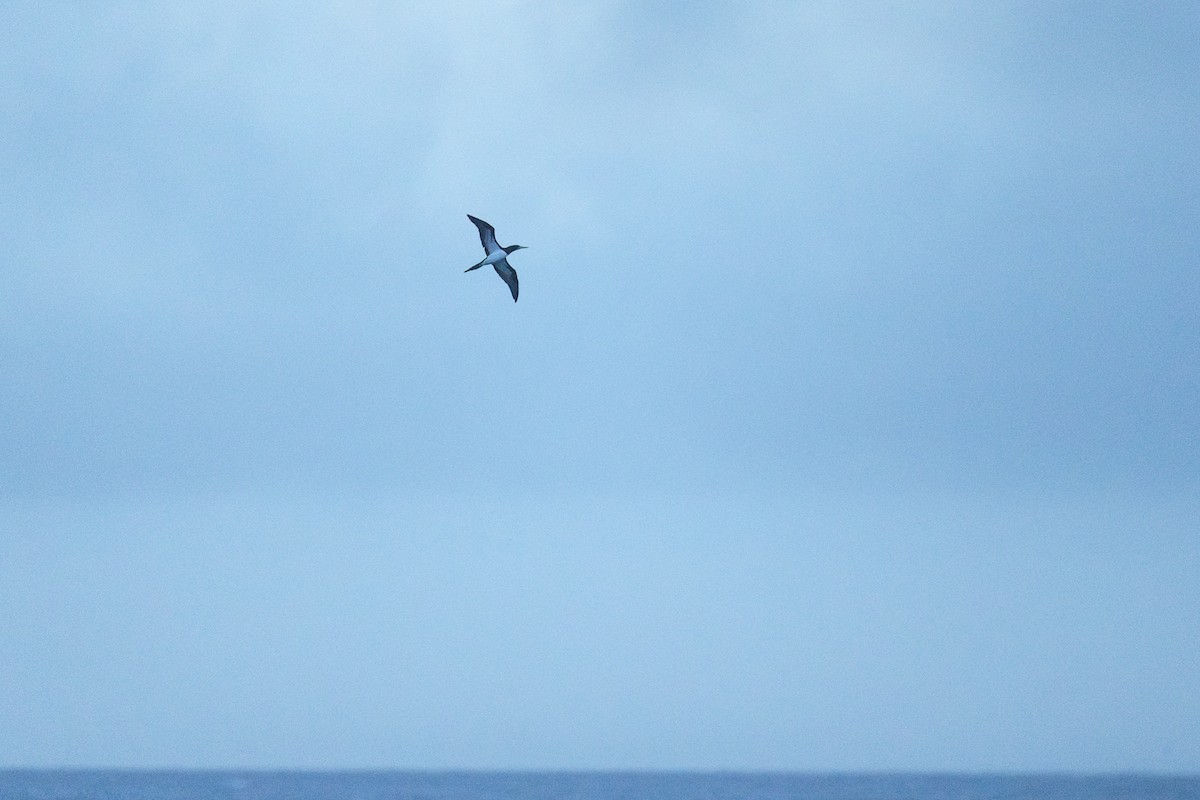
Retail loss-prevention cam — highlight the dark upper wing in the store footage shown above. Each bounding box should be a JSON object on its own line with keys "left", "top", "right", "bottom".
{"left": 467, "top": 214, "right": 500, "bottom": 255}
{"left": 493, "top": 259, "right": 518, "bottom": 302}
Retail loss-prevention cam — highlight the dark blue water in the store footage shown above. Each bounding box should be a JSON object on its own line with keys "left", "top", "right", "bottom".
{"left": 1, "top": 771, "right": 1197, "bottom": 800}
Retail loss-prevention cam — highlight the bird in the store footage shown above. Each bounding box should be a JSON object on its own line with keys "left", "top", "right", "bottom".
{"left": 464, "top": 214, "right": 526, "bottom": 302}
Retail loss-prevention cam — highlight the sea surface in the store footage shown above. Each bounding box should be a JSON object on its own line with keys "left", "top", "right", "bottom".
{"left": 1, "top": 771, "right": 1197, "bottom": 800}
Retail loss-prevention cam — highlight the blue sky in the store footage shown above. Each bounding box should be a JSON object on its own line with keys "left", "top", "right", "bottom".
{"left": 1, "top": 2, "right": 1197, "bottom": 771}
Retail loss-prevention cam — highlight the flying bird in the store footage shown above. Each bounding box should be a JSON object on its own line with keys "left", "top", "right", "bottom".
{"left": 464, "top": 215, "right": 526, "bottom": 302}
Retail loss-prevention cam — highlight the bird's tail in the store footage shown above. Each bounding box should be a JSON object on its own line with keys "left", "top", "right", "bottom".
{"left": 464, "top": 259, "right": 485, "bottom": 272}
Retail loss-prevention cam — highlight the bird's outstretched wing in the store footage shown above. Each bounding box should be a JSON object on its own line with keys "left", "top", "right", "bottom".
{"left": 467, "top": 214, "right": 500, "bottom": 255}
{"left": 493, "top": 259, "right": 519, "bottom": 302}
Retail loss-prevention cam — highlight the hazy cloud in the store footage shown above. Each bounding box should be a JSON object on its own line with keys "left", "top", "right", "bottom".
{"left": 1, "top": 1, "right": 1197, "bottom": 770}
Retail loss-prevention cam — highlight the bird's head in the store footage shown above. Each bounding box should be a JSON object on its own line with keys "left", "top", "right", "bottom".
{"left": 505, "top": 244, "right": 528, "bottom": 254}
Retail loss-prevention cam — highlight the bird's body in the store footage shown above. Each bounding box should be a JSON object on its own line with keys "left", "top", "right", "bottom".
{"left": 481, "top": 248, "right": 510, "bottom": 267}
{"left": 465, "top": 215, "right": 525, "bottom": 302}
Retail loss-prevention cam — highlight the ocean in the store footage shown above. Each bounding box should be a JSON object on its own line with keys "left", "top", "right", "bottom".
{"left": 0, "top": 771, "right": 1197, "bottom": 800}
